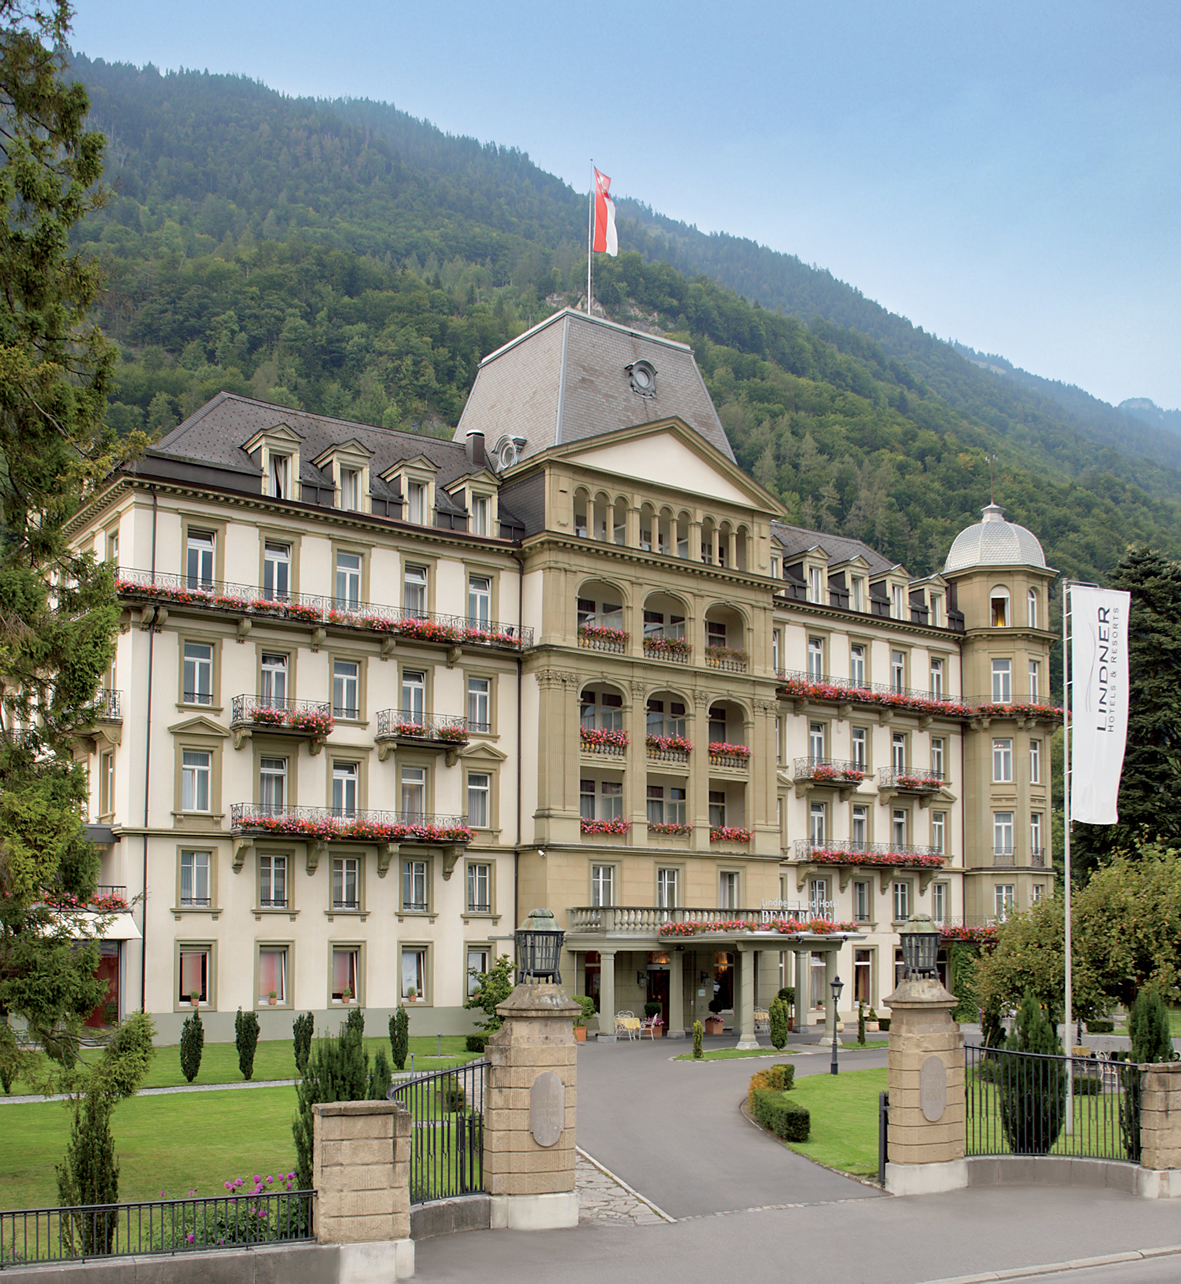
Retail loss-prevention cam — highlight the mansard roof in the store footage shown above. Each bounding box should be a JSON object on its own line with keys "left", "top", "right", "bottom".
{"left": 771, "top": 521, "right": 896, "bottom": 577}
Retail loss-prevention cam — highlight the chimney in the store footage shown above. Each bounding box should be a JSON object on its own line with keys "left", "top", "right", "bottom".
{"left": 466, "top": 429, "right": 485, "bottom": 468}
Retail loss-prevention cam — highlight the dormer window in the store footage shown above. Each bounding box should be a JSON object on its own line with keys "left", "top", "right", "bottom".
{"left": 770, "top": 556, "right": 780, "bottom": 580}
{"left": 929, "top": 592, "right": 943, "bottom": 628}
{"left": 891, "top": 584, "right": 906, "bottom": 620}
{"left": 471, "top": 495, "right": 489, "bottom": 537}
{"left": 850, "top": 577, "right": 865, "bottom": 612}
{"left": 991, "top": 587, "right": 1011, "bottom": 628}
{"left": 407, "top": 481, "right": 425, "bottom": 524}
{"left": 341, "top": 468, "right": 361, "bottom": 512}
{"left": 808, "top": 566, "right": 825, "bottom": 604}
{"left": 270, "top": 454, "right": 289, "bottom": 500}
{"left": 245, "top": 423, "right": 304, "bottom": 504}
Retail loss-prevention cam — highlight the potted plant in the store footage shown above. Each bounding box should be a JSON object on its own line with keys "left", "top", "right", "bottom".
{"left": 342, "top": 988, "right": 353, "bottom": 1005}
{"left": 407, "top": 987, "right": 418, "bottom": 1003}
{"left": 644, "top": 1000, "right": 664, "bottom": 1037}
{"left": 777, "top": 986, "right": 796, "bottom": 1033}
{"left": 189, "top": 989, "right": 200, "bottom": 1009}
{"left": 572, "top": 994, "right": 595, "bottom": 1042}
{"left": 268, "top": 990, "right": 277, "bottom": 1006}
{"left": 704, "top": 998, "right": 724, "bottom": 1035}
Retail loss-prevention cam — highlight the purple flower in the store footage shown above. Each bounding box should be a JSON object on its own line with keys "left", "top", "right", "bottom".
{"left": 265, "top": 1175, "right": 273, "bottom": 1184}
{"left": 224, "top": 1181, "right": 233, "bottom": 1190}
{"left": 186, "top": 1233, "right": 195, "bottom": 1243}
{"left": 253, "top": 1174, "right": 261, "bottom": 1184}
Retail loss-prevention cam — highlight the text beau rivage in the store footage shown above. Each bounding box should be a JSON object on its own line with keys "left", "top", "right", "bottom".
{"left": 593, "top": 167, "right": 618, "bottom": 256}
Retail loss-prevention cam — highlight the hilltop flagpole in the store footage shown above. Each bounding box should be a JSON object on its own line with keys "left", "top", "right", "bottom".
{"left": 587, "top": 160, "right": 594, "bottom": 315}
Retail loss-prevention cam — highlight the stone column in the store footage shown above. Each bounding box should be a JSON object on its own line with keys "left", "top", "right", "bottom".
{"left": 597, "top": 947, "right": 617, "bottom": 1038}
{"left": 883, "top": 975, "right": 967, "bottom": 1196}
{"left": 794, "top": 948, "right": 808, "bottom": 1029}
{"left": 312, "top": 1100, "right": 415, "bottom": 1281}
{"left": 668, "top": 947, "right": 685, "bottom": 1038}
{"left": 823, "top": 947, "right": 839, "bottom": 1042}
{"left": 1138, "top": 1062, "right": 1181, "bottom": 1197}
{"left": 735, "top": 942, "right": 758, "bottom": 1049}
{"left": 484, "top": 983, "right": 581, "bottom": 1230}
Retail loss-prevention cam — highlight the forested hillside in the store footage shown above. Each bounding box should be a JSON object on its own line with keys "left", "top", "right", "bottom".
{"left": 71, "top": 55, "right": 1181, "bottom": 585}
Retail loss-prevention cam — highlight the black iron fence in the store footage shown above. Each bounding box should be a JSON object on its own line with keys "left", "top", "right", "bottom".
{"left": 389, "top": 1060, "right": 489, "bottom": 1204}
{"left": 0, "top": 1189, "right": 314, "bottom": 1267}
{"left": 964, "top": 1044, "right": 1141, "bottom": 1161}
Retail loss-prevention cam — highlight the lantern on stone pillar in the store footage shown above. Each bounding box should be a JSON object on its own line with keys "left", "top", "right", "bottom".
{"left": 899, "top": 913, "right": 940, "bottom": 980}
{"left": 515, "top": 908, "right": 564, "bottom": 984}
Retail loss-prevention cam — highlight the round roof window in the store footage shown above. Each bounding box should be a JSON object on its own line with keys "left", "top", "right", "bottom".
{"left": 626, "top": 360, "right": 657, "bottom": 397}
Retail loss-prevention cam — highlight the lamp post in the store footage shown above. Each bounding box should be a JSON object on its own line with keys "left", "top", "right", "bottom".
{"left": 898, "top": 914, "right": 940, "bottom": 980}
{"left": 515, "top": 907, "right": 565, "bottom": 984}
{"left": 829, "top": 975, "right": 844, "bottom": 1075}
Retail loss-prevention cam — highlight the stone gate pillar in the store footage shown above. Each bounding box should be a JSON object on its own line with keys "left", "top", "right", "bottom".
{"left": 1138, "top": 1062, "right": 1181, "bottom": 1197}
{"left": 883, "top": 974, "right": 967, "bottom": 1196}
{"left": 485, "top": 982, "right": 581, "bottom": 1230}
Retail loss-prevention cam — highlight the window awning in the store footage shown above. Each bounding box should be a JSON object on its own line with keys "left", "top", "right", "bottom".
{"left": 76, "top": 911, "right": 141, "bottom": 941}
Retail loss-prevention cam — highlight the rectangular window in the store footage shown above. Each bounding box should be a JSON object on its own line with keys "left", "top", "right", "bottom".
{"left": 807, "top": 637, "right": 825, "bottom": 680}
{"left": 467, "top": 677, "right": 490, "bottom": 732}
{"left": 929, "top": 594, "right": 943, "bottom": 628}
{"left": 931, "top": 811, "right": 946, "bottom": 855}
{"left": 709, "top": 789, "right": 726, "bottom": 829}
{"left": 591, "top": 864, "right": 615, "bottom": 908}
{"left": 892, "top": 808, "right": 907, "bottom": 848}
{"left": 403, "top": 564, "right": 428, "bottom": 616}
{"left": 809, "top": 877, "right": 829, "bottom": 920}
{"left": 930, "top": 658, "right": 944, "bottom": 698}
{"left": 183, "top": 642, "right": 213, "bottom": 705}
{"left": 263, "top": 542, "right": 290, "bottom": 600}
{"left": 580, "top": 778, "right": 595, "bottom": 821}
{"left": 260, "top": 653, "right": 288, "bottom": 706}
{"left": 331, "top": 948, "right": 359, "bottom": 1002}
{"left": 709, "top": 705, "right": 727, "bottom": 743}
{"left": 332, "top": 762, "right": 358, "bottom": 817}
{"left": 853, "top": 880, "right": 870, "bottom": 923}
{"left": 1030, "top": 739, "right": 1041, "bottom": 784}
{"left": 1032, "top": 884, "right": 1045, "bottom": 903}
{"left": 657, "top": 867, "right": 679, "bottom": 910}
{"left": 776, "top": 717, "right": 783, "bottom": 764}
{"left": 471, "top": 494, "right": 489, "bottom": 537}
{"left": 401, "top": 669, "right": 425, "bottom": 722}
{"left": 1028, "top": 589, "right": 1039, "bottom": 629}
{"left": 259, "top": 854, "right": 287, "bottom": 908}
{"left": 854, "top": 948, "right": 872, "bottom": 1003}
{"left": 333, "top": 857, "right": 359, "bottom": 910}
{"left": 340, "top": 468, "right": 360, "bottom": 512}
{"left": 181, "top": 750, "right": 211, "bottom": 812}
{"left": 335, "top": 552, "right": 362, "bottom": 609}
{"left": 991, "top": 659, "right": 1012, "bottom": 703}
{"left": 467, "top": 772, "right": 490, "bottom": 827}
{"left": 719, "top": 870, "right": 740, "bottom": 910}
{"left": 851, "top": 577, "right": 865, "bottom": 612}
{"left": 809, "top": 801, "right": 826, "bottom": 846}
{"left": 850, "top": 644, "right": 866, "bottom": 687}
{"left": 179, "top": 947, "right": 210, "bottom": 1005}
{"left": 406, "top": 481, "right": 424, "bottom": 524}
{"left": 891, "top": 650, "right": 906, "bottom": 693}
{"left": 893, "top": 881, "right": 910, "bottom": 922}
{"left": 259, "top": 756, "right": 287, "bottom": 811}
{"left": 269, "top": 454, "right": 288, "bottom": 500}
{"left": 995, "top": 884, "right": 1015, "bottom": 920}
{"left": 468, "top": 576, "right": 491, "bottom": 628}
{"left": 401, "top": 947, "right": 426, "bottom": 1000}
{"left": 931, "top": 737, "right": 945, "bottom": 779}
{"left": 809, "top": 566, "right": 824, "bottom": 604}
{"left": 994, "top": 812, "right": 1015, "bottom": 856}
{"left": 467, "top": 946, "right": 490, "bottom": 997}
{"left": 401, "top": 766, "right": 426, "bottom": 820}
{"left": 600, "top": 780, "right": 622, "bottom": 819}
{"left": 1029, "top": 660, "right": 1040, "bottom": 703}
{"left": 772, "top": 629, "right": 781, "bottom": 673}
{"left": 892, "top": 733, "right": 906, "bottom": 772}
{"left": 891, "top": 585, "right": 905, "bottom": 620}
{"left": 1030, "top": 813, "right": 1043, "bottom": 859}
{"left": 180, "top": 850, "right": 210, "bottom": 906}
{"left": 993, "top": 738, "right": 1013, "bottom": 783}
{"left": 646, "top": 784, "right": 665, "bottom": 825}
{"left": 186, "top": 531, "right": 215, "bottom": 590}
{"left": 931, "top": 883, "right": 947, "bottom": 925}
{"left": 809, "top": 722, "right": 825, "bottom": 762}
{"left": 258, "top": 947, "right": 287, "bottom": 1005}
{"left": 466, "top": 862, "right": 490, "bottom": 914}
{"left": 333, "top": 660, "right": 359, "bottom": 719}
{"left": 852, "top": 804, "right": 868, "bottom": 848}
{"left": 402, "top": 859, "right": 428, "bottom": 912}
{"left": 851, "top": 727, "right": 867, "bottom": 770}
{"left": 99, "top": 749, "right": 115, "bottom": 817}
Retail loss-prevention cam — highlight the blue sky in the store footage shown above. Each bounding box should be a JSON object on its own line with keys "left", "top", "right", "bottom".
{"left": 72, "top": 1, "right": 1181, "bottom": 410}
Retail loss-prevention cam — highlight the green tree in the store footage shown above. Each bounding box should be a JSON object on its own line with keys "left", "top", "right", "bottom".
{"left": 0, "top": 0, "right": 135, "bottom": 1067}
{"left": 999, "top": 991, "right": 1065, "bottom": 1155}
{"left": 292, "top": 1023, "right": 370, "bottom": 1191}
{"left": 179, "top": 1010, "right": 204, "bottom": 1083}
{"left": 463, "top": 953, "right": 514, "bottom": 1032}
{"left": 234, "top": 1007, "right": 260, "bottom": 1080}
{"left": 293, "top": 1012, "right": 314, "bottom": 1076}
{"left": 1129, "top": 988, "right": 1175, "bottom": 1065}
{"left": 389, "top": 1007, "right": 409, "bottom": 1071}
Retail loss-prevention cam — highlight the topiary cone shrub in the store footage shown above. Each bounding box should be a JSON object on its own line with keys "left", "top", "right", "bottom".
{"left": 390, "top": 1007, "right": 409, "bottom": 1071}
{"left": 692, "top": 1019, "right": 704, "bottom": 1059}
{"left": 998, "top": 991, "right": 1065, "bottom": 1155}
{"left": 769, "top": 997, "right": 790, "bottom": 1050}
{"left": 179, "top": 1010, "right": 204, "bottom": 1083}
{"left": 235, "top": 1007, "right": 260, "bottom": 1081}
{"left": 293, "top": 1012, "right": 314, "bottom": 1076}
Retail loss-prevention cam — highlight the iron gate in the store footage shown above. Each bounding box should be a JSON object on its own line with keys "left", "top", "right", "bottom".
{"left": 388, "top": 1059, "right": 490, "bottom": 1204}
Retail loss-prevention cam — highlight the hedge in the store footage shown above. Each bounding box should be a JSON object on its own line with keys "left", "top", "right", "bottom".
{"left": 1086, "top": 1020, "right": 1115, "bottom": 1034}
{"left": 750, "top": 1088, "right": 810, "bottom": 1142}
{"left": 466, "top": 1033, "right": 491, "bottom": 1053}
{"left": 748, "top": 1062, "right": 795, "bottom": 1108}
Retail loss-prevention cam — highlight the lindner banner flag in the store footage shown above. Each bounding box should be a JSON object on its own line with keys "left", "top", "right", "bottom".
{"left": 1070, "top": 585, "right": 1132, "bottom": 825}
{"left": 593, "top": 167, "right": 618, "bottom": 256}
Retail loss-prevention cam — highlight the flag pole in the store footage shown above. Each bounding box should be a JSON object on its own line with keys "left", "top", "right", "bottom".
{"left": 587, "top": 161, "right": 594, "bottom": 316}
{"left": 1063, "top": 578, "right": 1074, "bottom": 1132}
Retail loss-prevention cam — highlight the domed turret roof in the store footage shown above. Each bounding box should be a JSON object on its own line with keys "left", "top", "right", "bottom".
{"left": 943, "top": 504, "right": 1047, "bottom": 575}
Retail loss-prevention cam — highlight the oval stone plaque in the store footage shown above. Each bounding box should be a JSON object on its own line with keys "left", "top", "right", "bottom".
{"left": 920, "top": 1055, "right": 947, "bottom": 1122}
{"left": 530, "top": 1070, "right": 565, "bottom": 1147}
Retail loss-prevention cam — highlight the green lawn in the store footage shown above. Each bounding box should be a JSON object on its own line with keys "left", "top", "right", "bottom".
{"left": 675, "top": 1048, "right": 798, "bottom": 1062}
{"left": 773, "top": 1067, "right": 886, "bottom": 1178}
{"left": 8, "top": 1035, "right": 480, "bottom": 1094}
{"left": 0, "top": 1087, "right": 300, "bottom": 1211}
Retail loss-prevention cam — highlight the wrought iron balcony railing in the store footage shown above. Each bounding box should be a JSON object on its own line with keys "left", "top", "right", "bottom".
{"left": 778, "top": 669, "right": 1063, "bottom": 722}
{"left": 230, "top": 695, "right": 335, "bottom": 737}
{"left": 878, "top": 766, "right": 945, "bottom": 792}
{"left": 116, "top": 569, "right": 532, "bottom": 649}
{"left": 89, "top": 689, "right": 123, "bottom": 721}
{"left": 793, "top": 838, "right": 946, "bottom": 867}
{"left": 375, "top": 709, "right": 470, "bottom": 745}
{"left": 792, "top": 757, "right": 870, "bottom": 784}
{"left": 231, "top": 803, "right": 473, "bottom": 845}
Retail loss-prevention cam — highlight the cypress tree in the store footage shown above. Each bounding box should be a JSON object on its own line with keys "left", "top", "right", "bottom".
{"left": 390, "top": 1007, "right": 409, "bottom": 1071}
{"left": 999, "top": 991, "right": 1065, "bottom": 1154}
{"left": 293, "top": 1012, "right": 314, "bottom": 1075}
{"left": 1130, "top": 988, "right": 1176, "bottom": 1064}
{"left": 179, "top": 1010, "right": 204, "bottom": 1083}
{"left": 235, "top": 1007, "right": 260, "bottom": 1081}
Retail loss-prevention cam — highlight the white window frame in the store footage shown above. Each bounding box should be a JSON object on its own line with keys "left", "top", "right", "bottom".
{"left": 181, "top": 750, "right": 211, "bottom": 813}
{"left": 183, "top": 642, "right": 214, "bottom": 705}
{"left": 467, "top": 772, "right": 490, "bottom": 828}
{"left": 259, "top": 853, "right": 287, "bottom": 909}
{"left": 333, "top": 660, "right": 360, "bottom": 719}
{"left": 335, "top": 551, "right": 362, "bottom": 609}
{"left": 263, "top": 541, "right": 290, "bottom": 600}
{"left": 333, "top": 856, "right": 360, "bottom": 910}
{"left": 991, "top": 659, "right": 1012, "bottom": 703}
{"left": 180, "top": 849, "right": 210, "bottom": 907}
{"left": 1030, "top": 739, "right": 1041, "bottom": 784}
{"left": 992, "top": 738, "right": 1013, "bottom": 783}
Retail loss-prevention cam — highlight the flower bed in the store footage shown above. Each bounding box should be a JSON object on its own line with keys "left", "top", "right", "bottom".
{"left": 580, "top": 727, "right": 630, "bottom": 749}
{"left": 578, "top": 624, "right": 629, "bottom": 647}
{"left": 647, "top": 821, "right": 692, "bottom": 835}
{"left": 709, "top": 826, "right": 752, "bottom": 843}
{"left": 580, "top": 817, "right": 632, "bottom": 835}
{"left": 646, "top": 733, "right": 693, "bottom": 754}
{"left": 805, "top": 847, "right": 945, "bottom": 869}
{"left": 708, "top": 742, "right": 751, "bottom": 759}
{"left": 643, "top": 635, "right": 691, "bottom": 658}
{"left": 236, "top": 813, "right": 473, "bottom": 844}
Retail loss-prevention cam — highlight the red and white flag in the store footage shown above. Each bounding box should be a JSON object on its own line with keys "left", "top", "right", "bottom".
{"left": 593, "top": 167, "right": 618, "bottom": 256}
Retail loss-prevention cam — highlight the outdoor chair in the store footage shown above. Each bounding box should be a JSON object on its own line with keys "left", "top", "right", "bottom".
{"left": 615, "top": 1011, "right": 640, "bottom": 1040}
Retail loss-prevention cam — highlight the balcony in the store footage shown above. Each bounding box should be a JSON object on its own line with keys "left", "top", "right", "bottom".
{"left": 966, "top": 698, "right": 1064, "bottom": 728}
{"left": 646, "top": 735, "right": 692, "bottom": 765}
{"left": 708, "top": 743, "right": 750, "bottom": 771}
{"left": 375, "top": 709, "right": 471, "bottom": 764}
{"left": 791, "top": 757, "right": 869, "bottom": 800}
{"left": 230, "top": 803, "right": 472, "bottom": 878}
{"left": 878, "top": 766, "right": 945, "bottom": 806}
{"left": 704, "top": 645, "right": 748, "bottom": 674}
{"left": 577, "top": 626, "right": 629, "bottom": 654}
{"left": 90, "top": 689, "right": 123, "bottom": 722}
{"left": 579, "top": 727, "right": 628, "bottom": 758}
{"left": 792, "top": 838, "right": 946, "bottom": 883}
{"left": 1031, "top": 847, "right": 1047, "bottom": 869}
{"left": 642, "top": 634, "right": 690, "bottom": 664}
{"left": 115, "top": 569, "right": 533, "bottom": 651}
{"left": 230, "top": 695, "right": 334, "bottom": 751}
{"left": 78, "top": 688, "right": 124, "bottom": 748}
{"left": 565, "top": 905, "right": 862, "bottom": 940}
{"left": 993, "top": 847, "right": 1015, "bottom": 867}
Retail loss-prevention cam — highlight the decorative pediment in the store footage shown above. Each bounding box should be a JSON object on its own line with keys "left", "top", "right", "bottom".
{"left": 445, "top": 467, "right": 500, "bottom": 494}
{"left": 459, "top": 742, "right": 509, "bottom": 763}
{"left": 379, "top": 454, "right": 439, "bottom": 482}
{"left": 312, "top": 438, "right": 374, "bottom": 469}
{"left": 168, "top": 715, "right": 229, "bottom": 738}
{"left": 242, "top": 422, "right": 304, "bottom": 454}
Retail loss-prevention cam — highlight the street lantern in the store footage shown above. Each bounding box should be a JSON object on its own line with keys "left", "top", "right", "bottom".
{"left": 830, "top": 975, "right": 844, "bottom": 1075}
{"left": 899, "top": 914, "right": 940, "bottom": 980}
{"left": 515, "top": 907, "right": 564, "bottom": 984}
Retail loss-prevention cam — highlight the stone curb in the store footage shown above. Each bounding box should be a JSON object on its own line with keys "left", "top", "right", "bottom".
{"left": 915, "top": 1243, "right": 1181, "bottom": 1283}
{"left": 576, "top": 1147, "right": 677, "bottom": 1223}
{"left": 0, "top": 1078, "right": 299, "bottom": 1105}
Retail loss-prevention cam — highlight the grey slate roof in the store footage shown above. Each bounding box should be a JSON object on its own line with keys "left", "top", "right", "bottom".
{"left": 943, "top": 505, "right": 1048, "bottom": 574}
{"left": 151, "top": 392, "right": 483, "bottom": 512}
{"left": 453, "top": 309, "right": 736, "bottom": 464}
{"left": 771, "top": 520, "right": 897, "bottom": 576}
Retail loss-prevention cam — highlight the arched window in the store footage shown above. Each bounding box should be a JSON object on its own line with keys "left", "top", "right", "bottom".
{"left": 990, "top": 587, "right": 1010, "bottom": 628}
{"left": 1027, "top": 588, "right": 1038, "bottom": 629}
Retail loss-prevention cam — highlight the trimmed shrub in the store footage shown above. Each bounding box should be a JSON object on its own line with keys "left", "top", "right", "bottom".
{"left": 293, "top": 1026, "right": 371, "bottom": 1190}
{"left": 857, "top": 1002, "right": 866, "bottom": 1046}
{"left": 748, "top": 1062, "right": 795, "bottom": 1107}
{"left": 179, "top": 1011, "right": 204, "bottom": 1083}
{"left": 1130, "top": 989, "right": 1175, "bottom": 1065}
{"left": 750, "top": 1088, "right": 810, "bottom": 1142}
{"left": 878, "top": 1018, "right": 891, "bottom": 1032}
{"left": 644, "top": 1000, "right": 662, "bottom": 1019}
{"left": 769, "top": 997, "right": 790, "bottom": 1050}
{"left": 390, "top": 1007, "right": 409, "bottom": 1070}
{"left": 1086, "top": 1020, "right": 1114, "bottom": 1035}
{"left": 692, "top": 1020, "right": 703, "bottom": 1059}
{"left": 999, "top": 991, "right": 1065, "bottom": 1155}
{"left": 56, "top": 1090, "right": 119, "bottom": 1253}
{"left": 368, "top": 1048, "right": 391, "bottom": 1100}
{"left": 234, "top": 1008, "right": 260, "bottom": 1081}
{"left": 465, "top": 1033, "right": 490, "bottom": 1053}
{"left": 293, "top": 1012, "right": 314, "bottom": 1075}
{"left": 344, "top": 1006, "right": 365, "bottom": 1043}
{"left": 572, "top": 994, "right": 597, "bottom": 1029}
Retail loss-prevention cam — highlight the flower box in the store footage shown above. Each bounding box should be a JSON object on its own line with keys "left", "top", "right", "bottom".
{"left": 709, "top": 826, "right": 752, "bottom": 844}
{"left": 580, "top": 727, "right": 630, "bottom": 749}
{"left": 578, "top": 624, "right": 629, "bottom": 648}
{"left": 643, "top": 635, "right": 691, "bottom": 658}
{"left": 704, "top": 1018, "right": 724, "bottom": 1035}
{"left": 806, "top": 848, "right": 945, "bottom": 869}
{"left": 580, "top": 817, "right": 632, "bottom": 836}
{"left": 646, "top": 734, "right": 693, "bottom": 754}
{"left": 708, "top": 742, "right": 751, "bottom": 759}
{"left": 647, "top": 821, "right": 692, "bottom": 836}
